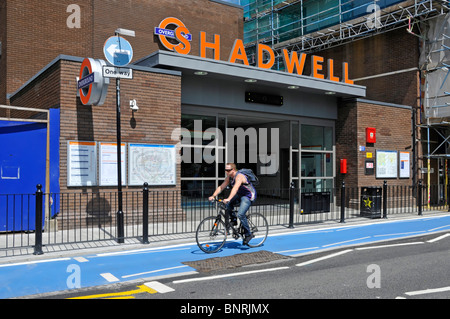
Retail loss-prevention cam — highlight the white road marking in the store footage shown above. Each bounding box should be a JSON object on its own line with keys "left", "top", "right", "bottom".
{"left": 100, "top": 273, "right": 120, "bottom": 282}
{"left": 405, "top": 286, "right": 450, "bottom": 296}
{"left": 0, "top": 258, "right": 71, "bottom": 268}
{"left": 95, "top": 246, "right": 191, "bottom": 257}
{"left": 173, "top": 266, "right": 290, "bottom": 284}
{"left": 428, "top": 224, "right": 450, "bottom": 232}
{"left": 355, "top": 242, "right": 425, "bottom": 250}
{"left": 144, "top": 281, "right": 175, "bottom": 293}
{"left": 426, "top": 233, "right": 450, "bottom": 243}
{"left": 373, "top": 231, "right": 427, "bottom": 237}
{"left": 121, "top": 265, "right": 191, "bottom": 278}
{"left": 275, "top": 247, "right": 319, "bottom": 254}
{"left": 322, "top": 236, "right": 370, "bottom": 248}
{"left": 73, "top": 257, "right": 89, "bottom": 263}
{"left": 296, "top": 249, "right": 353, "bottom": 267}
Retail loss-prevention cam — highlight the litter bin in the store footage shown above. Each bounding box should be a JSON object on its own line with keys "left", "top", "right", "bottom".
{"left": 360, "top": 187, "right": 382, "bottom": 218}
{"left": 301, "top": 192, "right": 331, "bottom": 214}
{"left": 301, "top": 192, "right": 313, "bottom": 214}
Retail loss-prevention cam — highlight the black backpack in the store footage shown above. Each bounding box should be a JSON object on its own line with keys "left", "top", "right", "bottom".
{"left": 238, "top": 168, "right": 259, "bottom": 186}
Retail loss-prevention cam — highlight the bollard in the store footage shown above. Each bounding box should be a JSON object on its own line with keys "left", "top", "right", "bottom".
{"left": 382, "top": 181, "right": 387, "bottom": 219}
{"left": 447, "top": 183, "right": 450, "bottom": 213}
{"left": 340, "top": 181, "right": 345, "bottom": 223}
{"left": 34, "top": 184, "right": 44, "bottom": 255}
{"left": 142, "top": 182, "right": 149, "bottom": 244}
{"left": 418, "top": 180, "right": 423, "bottom": 216}
{"left": 117, "top": 208, "right": 124, "bottom": 243}
{"left": 288, "top": 182, "right": 295, "bottom": 229}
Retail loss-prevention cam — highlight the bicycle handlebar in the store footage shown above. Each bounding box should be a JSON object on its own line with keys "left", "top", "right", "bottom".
{"left": 210, "top": 198, "right": 228, "bottom": 208}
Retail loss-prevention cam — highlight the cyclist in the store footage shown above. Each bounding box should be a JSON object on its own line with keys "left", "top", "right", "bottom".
{"left": 208, "top": 163, "right": 257, "bottom": 245}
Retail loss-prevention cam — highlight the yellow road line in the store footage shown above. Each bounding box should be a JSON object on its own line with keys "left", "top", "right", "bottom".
{"left": 67, "top": 284, "right": 157, "bottom": 299}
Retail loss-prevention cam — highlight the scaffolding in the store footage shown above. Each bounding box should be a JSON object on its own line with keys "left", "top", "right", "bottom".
{"left": 242, "top": 0, "right": 450, "bottom": 67}
{"left": 419, "top": 10, "right": 450, "bottom": 206}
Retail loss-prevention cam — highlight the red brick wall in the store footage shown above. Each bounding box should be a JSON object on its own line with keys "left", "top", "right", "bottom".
{"left": 0, "top": 0, "right": 7, "bottom": 109}
{"left": 10, "top": 58, "right": 182, "bottom": 194}
{"left": 0, "top": 0, "right": 93, "bottom": 104}
{"left": 337, "top": 100, "right": 412, "bottom": 189}
{"left": 59, "top": 61, "right": 182, "bottom": 193}
{"left": 336, "top": 100, "right": 358, "bottom": 189}
{"left": 8, "top": 62, "right": 61, "bottom": 111}
{"left": 316, "top": 29, "right": 420, "bottom": 107}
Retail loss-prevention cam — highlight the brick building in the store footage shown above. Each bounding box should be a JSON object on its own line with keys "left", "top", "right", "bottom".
{"left": 0, "top": 0, "right": 414, "bottom": 209}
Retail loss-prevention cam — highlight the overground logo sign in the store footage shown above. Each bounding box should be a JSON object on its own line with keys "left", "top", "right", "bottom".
{"left": 154, "top": 17, "right": 192, "bottom": 55}
{"left": 78, "top": 58, "right": 109, "bottom": 106}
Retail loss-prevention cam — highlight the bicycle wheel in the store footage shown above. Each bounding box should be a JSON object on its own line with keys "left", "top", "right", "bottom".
{"left": 246, "top": 212, "right": 268, "bottom": 248}
{"left": 196, "top": 216, "right": 227, "bottom": 253}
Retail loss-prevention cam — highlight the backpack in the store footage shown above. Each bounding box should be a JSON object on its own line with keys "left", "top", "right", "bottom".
{"left": 238, "top": 168, "right": 259, "bottom": 186}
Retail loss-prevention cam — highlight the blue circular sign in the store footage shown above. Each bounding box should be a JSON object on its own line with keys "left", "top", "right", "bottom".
{"left": 103, "top": 36, "right": 134, "bottom": 67}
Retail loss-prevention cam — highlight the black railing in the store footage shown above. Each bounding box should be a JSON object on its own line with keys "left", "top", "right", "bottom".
{"left": 0, "top": 181, "right": 448, "bottom": 257}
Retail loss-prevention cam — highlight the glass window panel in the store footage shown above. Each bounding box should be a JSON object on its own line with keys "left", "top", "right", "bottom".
{"left": 301, "top": 178, "right": 333, "bottom": 192}
{"left": 181, "top": 114, "right": 217, "bottom": 145}
{"left": 301, "top": 124, "right": 332, "bottom": 150}
{"left": 301, "top": 153, "right": 333, "bottom": 177}
{"left": 324, "top": 127, "right": 333, "bottom": 150}
{"left": 181, "top": 180, "right": 216, "bottom": 196}
{"left": 181, "top": 147, "right": 216, "bottom": 177}
{"left": 292, "top": 151, "right": 299, "bottom": 178}
{"left": 292, "top": 122, "right": 299, "bottom": 150}
{"left": 302, "top": 153, "right": 322, "bottom": 177}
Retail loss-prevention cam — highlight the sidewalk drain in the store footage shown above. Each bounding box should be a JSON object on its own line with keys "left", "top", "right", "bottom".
{"left": 183, "top": 250, "right": 290, "bottom": 273}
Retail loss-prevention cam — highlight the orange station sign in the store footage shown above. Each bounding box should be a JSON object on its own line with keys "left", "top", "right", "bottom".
{"left": 154, "top": 17, "right": 354, "bottom": 85}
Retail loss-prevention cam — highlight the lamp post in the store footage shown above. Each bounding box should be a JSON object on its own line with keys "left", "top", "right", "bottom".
{"left": 112, "top": 28, "right": 135, "bottom": 243}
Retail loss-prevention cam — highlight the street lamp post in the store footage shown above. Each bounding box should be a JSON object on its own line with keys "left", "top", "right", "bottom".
{"left": 112, "top": 28, "right": 135, "bottom": 243}
{"left": 116, "top": 73, "right": 124, "bottom": 243}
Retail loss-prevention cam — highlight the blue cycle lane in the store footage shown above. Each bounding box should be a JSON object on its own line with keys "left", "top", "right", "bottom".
{"left": 1, "top": 215, "right": 450, "bottom": 298}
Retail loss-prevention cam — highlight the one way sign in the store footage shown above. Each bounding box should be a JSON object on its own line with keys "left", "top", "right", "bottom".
{"left": 103, "top": 66, "right": 133, "bottom": 79}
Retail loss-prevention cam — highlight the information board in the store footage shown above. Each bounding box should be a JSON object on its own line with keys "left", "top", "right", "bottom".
{"left": 128, "top": 144, "right": 176, "bottom": 186}
{"left": 376, "top": 150, "right": 398, "bottom": 178}
{"left": 99, "top": 142, "right": 126, "bottom": 186}
{"left": 399, "top": 151, "right": 410, "bottom": 178}
{"left": 67, "top": 141, "right": 97, "bottom": 186}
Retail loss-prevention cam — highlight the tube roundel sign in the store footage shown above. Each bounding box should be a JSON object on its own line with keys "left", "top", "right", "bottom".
{"left": 78, "top": 58, "right": 109, "bottom": 106}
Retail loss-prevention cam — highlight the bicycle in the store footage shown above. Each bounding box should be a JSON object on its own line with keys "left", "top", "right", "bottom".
{"left": 195, "top": 199, "right": 269, "bottom": 253}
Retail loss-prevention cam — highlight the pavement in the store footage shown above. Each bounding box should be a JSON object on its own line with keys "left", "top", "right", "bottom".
{"left": 1, "top": 212, "right": 450, "bottom": 299}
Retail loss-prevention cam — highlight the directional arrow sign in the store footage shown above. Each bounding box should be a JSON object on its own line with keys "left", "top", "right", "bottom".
{"left": 103, "top": 36, "right": 133, "bottom": 67}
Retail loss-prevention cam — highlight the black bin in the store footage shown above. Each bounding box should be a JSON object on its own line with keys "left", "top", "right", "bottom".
{"left": 301, "top": 192, "right": 331, "bottom": 214}
{"left": 360, "top": 187, "right": 382, "bottom": 218}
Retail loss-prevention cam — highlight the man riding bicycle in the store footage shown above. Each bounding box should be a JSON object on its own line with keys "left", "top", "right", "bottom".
{"left": 208, "top": 163, "right": 257, "bottom": 245}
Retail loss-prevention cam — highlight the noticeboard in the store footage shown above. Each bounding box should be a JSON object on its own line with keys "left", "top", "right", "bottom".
{"left": 376, "top": 150, "right": 398, "bottom": 178}
{"left": 67, "top": 141, "right": 97, "bottom": 186}
{"left": 128, "top": 144, "right": 176, "bottom": 186}
{"left": 399, "top": 151, "right": 410, "bottom": 178}
{"left": 99, "top": 142, "right": 126, "bottom": 186}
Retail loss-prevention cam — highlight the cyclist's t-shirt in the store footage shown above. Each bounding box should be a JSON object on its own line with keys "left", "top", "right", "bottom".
{"left": 231, "top": 173, "right": 257, "bottom": 201}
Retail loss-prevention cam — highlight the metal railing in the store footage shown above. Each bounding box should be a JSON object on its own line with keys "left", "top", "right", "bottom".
{"left": 0, "top": 181, "right": 448, "bottom": 257}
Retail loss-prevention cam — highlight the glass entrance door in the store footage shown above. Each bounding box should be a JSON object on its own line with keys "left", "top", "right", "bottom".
{"left": 290, "top": 121, "right": 335, "bottom": 190}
